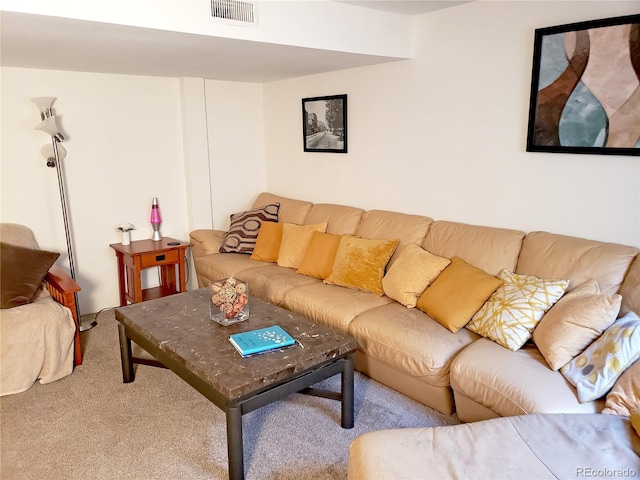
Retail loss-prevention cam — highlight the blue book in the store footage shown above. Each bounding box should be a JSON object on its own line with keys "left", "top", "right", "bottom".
{"left": 229, "top": 325, "right": 296, "bottom": 357}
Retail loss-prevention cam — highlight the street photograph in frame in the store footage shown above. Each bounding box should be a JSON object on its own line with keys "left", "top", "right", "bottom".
{"left": 526, "top": 14, "right": 640, "bottom": 156}
{"left": 302, "top": 94, "right": 347, "bottom": 153}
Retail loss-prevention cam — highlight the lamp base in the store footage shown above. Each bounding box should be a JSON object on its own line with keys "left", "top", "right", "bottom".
{"left": 79, "top": 316, "right": 97, "bottom": 332}
{"left": 151, "top": 223, "right": 162, "bottom": 241}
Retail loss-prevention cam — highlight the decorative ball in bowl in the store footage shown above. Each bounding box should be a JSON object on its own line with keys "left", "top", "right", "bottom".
{"left": 209, "top": 277, "right": 249, "bottom": 326}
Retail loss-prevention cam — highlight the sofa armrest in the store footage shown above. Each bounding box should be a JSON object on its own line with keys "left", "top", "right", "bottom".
{"left": 189, "top": 229, "right": 226, "bottom": 258}
{"left": 44, "top": 266, "right": 82, "bottom": 366}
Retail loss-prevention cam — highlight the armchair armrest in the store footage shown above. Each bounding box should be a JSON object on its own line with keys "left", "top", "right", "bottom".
{"left": 44, "top": 266, "right": 82, "bottom": 366}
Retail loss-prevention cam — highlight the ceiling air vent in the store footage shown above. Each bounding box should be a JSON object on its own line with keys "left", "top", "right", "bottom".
{"left": 211, "top": 0, "right": 258, "bottom": 26}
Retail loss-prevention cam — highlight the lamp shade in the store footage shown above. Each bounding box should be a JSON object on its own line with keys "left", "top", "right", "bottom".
{"left": 31, "top": 97, "right": 56, "bottom": 120}
{"left": 35, "top": 115, "right": 65, "bottom": 142}
{"left": 41, "top": 144, "right": 66, "bottom": 167}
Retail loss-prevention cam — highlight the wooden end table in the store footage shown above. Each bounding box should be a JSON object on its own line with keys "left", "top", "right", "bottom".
{"left": 110, "top": 238, "right": 189, "bottom": 306}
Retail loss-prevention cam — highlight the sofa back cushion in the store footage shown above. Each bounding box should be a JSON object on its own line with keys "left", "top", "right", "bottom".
{"left": 355, "top": 210, "right": 432, "bottom": 267}
{"left": 251, "top": 192, "right": 312, "bottom": 225}
{"left": 619, "top": 255, "right": 640, "bottom": 317}
{"left": 303, "top": 203, "right": 364, "bottom": 235}
{"left": 422, "top": 221, "right": 525, "bottom": 275}
{"left": 515, "top": 231, "right": 639, "bottom": 295}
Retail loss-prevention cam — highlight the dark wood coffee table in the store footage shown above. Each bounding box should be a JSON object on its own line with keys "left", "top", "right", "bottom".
{"left": 115, "top": 288, "right": 357, "bottom": 480}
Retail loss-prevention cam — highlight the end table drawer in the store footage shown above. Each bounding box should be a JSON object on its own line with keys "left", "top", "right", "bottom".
{"left": 141, "top": 250, "right": 180, "bottom": 268}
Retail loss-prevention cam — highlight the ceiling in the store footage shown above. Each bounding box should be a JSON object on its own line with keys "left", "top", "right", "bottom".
{"left": 0, "top": 1, "right": 469, "bottom": 83}
{"left": 337, "top": 1, "right": 469, "bottom": 15}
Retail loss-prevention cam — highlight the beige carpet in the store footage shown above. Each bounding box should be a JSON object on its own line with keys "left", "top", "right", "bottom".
{"left": 1, "top": 309, "right": 460, "bottom": 479}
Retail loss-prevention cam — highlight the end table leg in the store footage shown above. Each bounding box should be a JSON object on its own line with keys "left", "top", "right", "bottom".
{"left": 118, "top": 323, "right": 135, "bottom": 383}
{"left": 226, "top": 404, "right": 244, "bottom": 480}
{"left": 341, "top": 355, "right": 355, "bottom": 429}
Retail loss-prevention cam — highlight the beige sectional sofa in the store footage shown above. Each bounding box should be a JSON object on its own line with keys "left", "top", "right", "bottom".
{"left": 190, "top": 192, "right": 640, "bottom": 421}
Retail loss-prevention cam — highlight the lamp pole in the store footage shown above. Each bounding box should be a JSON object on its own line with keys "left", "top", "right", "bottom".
{"left": 32, "top": 97, "right": 96, "bottom": 331}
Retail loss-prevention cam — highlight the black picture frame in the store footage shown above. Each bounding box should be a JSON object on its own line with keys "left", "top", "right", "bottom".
{"left": 302, "top": 94, "right": 347, "bottom": 153}
{"left": 526, "top": 14, "right": 640, "bottom": 156}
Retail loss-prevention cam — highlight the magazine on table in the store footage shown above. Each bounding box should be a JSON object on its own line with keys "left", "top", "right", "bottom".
{"left": 229, "top": 325, "right": 296, "bottom": 357}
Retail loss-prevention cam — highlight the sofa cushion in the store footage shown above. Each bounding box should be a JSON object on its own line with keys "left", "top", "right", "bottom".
{"left": 282, "top": 282, "right": 393, "bottom": 333}
{"left": 1, "top": 243, "right": 60, "bottom": 309}
{"left": 467, "top": 270, "right": 568, "bottom": 351}
{"left": 422, "top": 221, "right": 525, "bottom": 275}
{"left": 515, "top": 231, "right": 639, "bottom": 295}
{"left": 533, "top": 280, "right": 620, "bottom": 370}
{"left": 324, "top": 236, "right": 399, "bottom": 296}
{"left": 561, "top": 311, "right": 640, "bottom": 403}
{"left": 296, "top": 231, "right": 341, "bottom": 280}
{"left": 194, "top": 253, "right": 269, "bottom": 284}
{"left": 251, "top": 193, "right": 312, "bottom": 225}
{"left": 277, "top": 222, "right": 327, "bottom": 268}
{"left": 382, "top": 244, "right": 450, "bottom": 308}
{"left": 349, "top": 303, "right": 479, "bottom": 387}
{"left": 250, "top": 222, "right": 283, "bottom": 262}
{"left": 416, "top": 257, "right": 503, "bottom": 333}
{"left": 603, "top": 358, "right": 640, "bottom": 416}
{"left": 234, "top": 265, "right": 320, "bottom": 306}
{"left": 219, "top": 203, "right": 280, "bottom": 254}
{"left": 619, "top": 254, "right": 640, "bottom": 317}
{"left": 354, "top": 210, "right": 432, "bottom": 267}
{"left": 451, "top": 338, "right": 601, "bottom": 417}
{"left": 303, "top": 203, "right": 364, "bottom": 235}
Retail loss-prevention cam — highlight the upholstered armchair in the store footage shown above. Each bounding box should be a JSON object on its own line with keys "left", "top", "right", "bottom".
{"left": 0, "top": 223, "right": 81, "bottom": 396}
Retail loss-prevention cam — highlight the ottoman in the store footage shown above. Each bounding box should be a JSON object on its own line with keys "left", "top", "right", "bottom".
{"left": 348, "top": 413, "right": 640, "bottom": 479}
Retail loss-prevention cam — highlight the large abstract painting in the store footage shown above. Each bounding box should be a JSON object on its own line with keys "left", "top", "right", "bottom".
{"left": 526, "top": 14, "right": 640, "bottom": 156}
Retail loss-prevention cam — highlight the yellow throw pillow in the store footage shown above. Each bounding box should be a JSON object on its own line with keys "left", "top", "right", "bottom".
{"left": 250, "top": 222, "right": 284, "bottom": 262}
{"left": 277, "top": 222, "right": 327, "bottom": 269}
{"left": 382, "top": 243, "right": 451, "bottom": 308}
{"left": 296, "top": 231, "right": 342, "bottom": 279}
{"left": 533, "top": 279, "right": 620, "bottom": 370}
{"left": 324, "top": 236, "right": 399, "bottom": 296}
{"left": 467, "top": 270, "right": 569, "bottom": 351}
{"left": 416, "top": 256, "right": 503, "bottom": 333}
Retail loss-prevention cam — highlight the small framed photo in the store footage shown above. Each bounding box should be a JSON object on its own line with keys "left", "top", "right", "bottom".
{"left": 526, "top": 14, "right": 640, "bottom": 156}
{"left": 302, "top": 94, "right": 347, "bottom": 153}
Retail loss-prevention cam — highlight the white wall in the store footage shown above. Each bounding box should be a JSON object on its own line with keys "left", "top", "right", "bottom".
{"left": 0, "top": 68, "right": 188, "bottom": 313}
{"left": 263, "top": 1, "right": 640, "bottom": 247}
{"left": 204, "top": 79, "right": 267, "bottom": 230}
{"left": 0, "top": 67, "right": 266, "bottom": 313}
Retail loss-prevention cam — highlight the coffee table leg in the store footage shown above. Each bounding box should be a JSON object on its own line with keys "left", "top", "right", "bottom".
{"left": 118, "top": 323, "right": 135, "bottom": 383}
{"left": 341, "top": 355, "right": 355, "bottom": 429}
{"left": 226, "top": 404, "right": 244, "bottom": 480}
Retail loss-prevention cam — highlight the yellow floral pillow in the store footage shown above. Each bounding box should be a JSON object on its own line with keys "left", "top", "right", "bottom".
{"left": 324, "top": 236, "right": 399, "bottom": 296}
{"left": 466, "top": 270, "right": 569, "bottom": 351}
{"left": 382, "top": 243, "right": 451, "bottom": 308}
{"left": 561, "top": 312, "right": 640, "bottom": 403}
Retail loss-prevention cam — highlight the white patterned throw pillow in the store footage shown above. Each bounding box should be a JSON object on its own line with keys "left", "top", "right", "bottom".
{"left": 561, "top": 311, "right": 640, "bottom": 403}
{"left": 466, "top": 270, "right": 569, "bottom": 351}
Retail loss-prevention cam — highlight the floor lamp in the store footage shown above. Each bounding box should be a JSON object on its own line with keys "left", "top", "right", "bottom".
{"left": 31, "top": 97, "right": 96, "bottom": 332}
